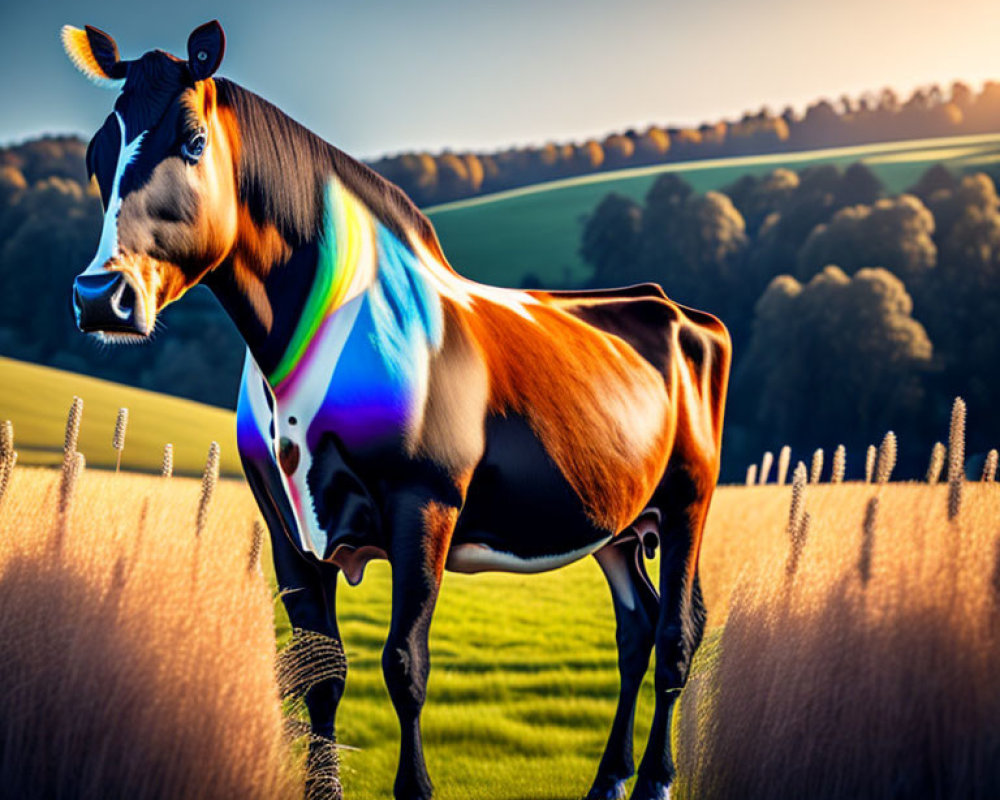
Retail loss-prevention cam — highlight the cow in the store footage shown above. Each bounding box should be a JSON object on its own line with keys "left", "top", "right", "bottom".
{"left": 63, "top": 21, "right": 730, "bottom": 799}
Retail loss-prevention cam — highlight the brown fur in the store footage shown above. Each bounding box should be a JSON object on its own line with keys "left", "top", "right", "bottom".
{"left": 457, "top": 296, "right": 676, "bottom": 533}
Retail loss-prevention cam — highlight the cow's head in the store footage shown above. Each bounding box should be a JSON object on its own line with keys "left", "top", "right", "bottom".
{"left": 64, "top": 22, "right": 238, "bottom": 341}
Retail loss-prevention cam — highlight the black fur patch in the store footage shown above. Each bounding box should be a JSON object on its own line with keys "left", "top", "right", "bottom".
{"left": 306, "top": 432, "right": 380, "bottom": 560}
{"left": 454, "top": 413, "right": 611, "bottom": 559}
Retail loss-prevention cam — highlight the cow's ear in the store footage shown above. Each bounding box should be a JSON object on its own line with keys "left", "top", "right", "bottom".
{"left": 187, "top": 21, "right": 225, "bottom": 81}
{"left": 61, "top": 25, "right": 127, "bottom": 88}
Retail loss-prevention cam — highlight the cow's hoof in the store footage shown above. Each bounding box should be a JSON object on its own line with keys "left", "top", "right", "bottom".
{"left": 584, "top": 775, "right": 629, "bottom": 800}
{"left": 629, "top": 776, "right": 670, "bottom": 800}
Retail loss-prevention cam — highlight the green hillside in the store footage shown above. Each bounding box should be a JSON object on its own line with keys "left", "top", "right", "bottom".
{"left": 0, "top": 357, "right": 240, "bottom": 476}
{"left": 427, "top": 133, "right": 1000, "bottom": 287}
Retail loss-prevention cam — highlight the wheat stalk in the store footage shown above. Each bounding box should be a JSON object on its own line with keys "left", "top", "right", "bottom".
{"left": 0, "top": 420, "right": 12, "bottom": 462}
{"left": 948, "top": 397, "right": 966, "bottom": 521}
{"left": 784, "top": 462, "right": 809, "bottom": 577}
{"left": 865, "top": 445, "right": 876, "bottom": 484}
{"left": 0, "top": 421, "right": 15, "bottom": 509}
{"left": 876, "top": 431, "right": 897, "bottom": 485}
{"left": 63, "top": 397, "right": 83, "bottom": 465}
{"left": 831, "top": 445, "right": 846, "bottom": 484}
{"left": 760, "top": 451, "right": 774, "bottom": 485}
{"left": 786, "top": 510, "right": 811, "bottom": 579}
{"left": 788, "top": 462, "right": 807, "bottom": 535}
{"left": 777, "top": 446, "right": 791, "bottom": 486}
{"left": 810, "top": 449, "right": 824, "bottom": 484}
{"left": 0, "top": 450, "right": 16, "bottom": 510}
{"left": 926, "top": 442, "right": 946, "bottom": 484}
{"left": 112, "top": 407, "right": 128, "bottom": 474}
{"left": 196, "top": 442, "right": 220, "bottom": 536}
{"left": 58, "top": 451, "right": 85, "bottom": 517}
{"left": 859, "top": 495, "right": 878, "bottom": 585}
{"left": 162, "top": 443, "right": 174, "bottom": 478}
{"left": 249, "top": 520, "right": 265, "bottom": 574}
{"left": 745, "top": 464, "right": 758, "bottom": 486}
{"left": 983, "top": 450, "right": 998, "bottom": 483}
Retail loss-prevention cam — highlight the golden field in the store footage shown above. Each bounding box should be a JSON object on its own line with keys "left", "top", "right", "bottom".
{"left": 2, "top": 424, "right": 998, "bottom": 799}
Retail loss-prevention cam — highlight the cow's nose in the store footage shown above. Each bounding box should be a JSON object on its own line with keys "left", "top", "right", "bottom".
{"left": 73, "top": 272, "right": 143, "bottom": 334}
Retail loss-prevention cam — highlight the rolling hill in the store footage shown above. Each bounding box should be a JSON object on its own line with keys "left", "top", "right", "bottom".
{"left": 0, "top": 357, "right": 240, "bottom": 476}
{"left": 426, "top": 132, "right": 1000, "bottom": 287}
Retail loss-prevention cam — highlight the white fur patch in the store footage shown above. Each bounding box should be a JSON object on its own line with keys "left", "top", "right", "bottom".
{"left": 446, "top": 537, "right": 611, "bottom": 574}
{"left": 82, "top": 113, "right": 145, "bottom": 276}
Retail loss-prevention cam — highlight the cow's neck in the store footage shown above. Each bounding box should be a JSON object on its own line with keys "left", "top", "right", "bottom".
{"left": 207, "top": 177, "right": 385, "bottom": 386}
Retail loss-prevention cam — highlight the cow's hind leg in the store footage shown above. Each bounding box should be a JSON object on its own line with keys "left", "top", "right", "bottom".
{"left": 631, "top": 464, "right": 711, "bottom": 800}
{"left": 586, "top": 534, "right": 659, "bottom": 800}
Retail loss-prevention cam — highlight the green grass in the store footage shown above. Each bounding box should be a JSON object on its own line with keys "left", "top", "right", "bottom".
{"left": 0, "top": 356, "right": 240, "bottom": 476}
{"left": 297, "top": 555, "right": 684, "bottom": 800}
{"left": 426, "top": 132, "right": 1000, "bottom": 287}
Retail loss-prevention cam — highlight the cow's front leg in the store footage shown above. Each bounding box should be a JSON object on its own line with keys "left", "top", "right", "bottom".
{"left": 382, "top": 488, "right": 458, "bottom": 800}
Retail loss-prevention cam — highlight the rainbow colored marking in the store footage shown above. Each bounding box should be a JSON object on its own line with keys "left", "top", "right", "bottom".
{"left": 268, "top": 179, "right": 377, "bottom": 388}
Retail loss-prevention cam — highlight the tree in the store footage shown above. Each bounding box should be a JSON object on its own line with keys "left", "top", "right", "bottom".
{"left": 580, "top": 193, "right": 643, "bottom": 286}
{"left": 640, "top": 188, "right": 749, "bottom": 339}
{"left": 737, "top": 266, "right": 932, "bottom": 450}
{"left": 797, "top": 194, "right": 936, "bottom": 287}
{"left": 725, "top": 168, "right": 799, "bottom": 236}
{"left": 908, "top": 164, "right": 958, "bottom": 203}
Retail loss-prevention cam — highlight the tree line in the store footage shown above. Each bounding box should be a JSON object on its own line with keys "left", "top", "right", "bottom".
{"left": 2, "top": 128, "right": 999, "bottom": 482}
{"left": 578, "top": 161, "right": 1000, "bottom": 480}
{"left": 370, "top": 81, "right": 1000, "bottom": 206}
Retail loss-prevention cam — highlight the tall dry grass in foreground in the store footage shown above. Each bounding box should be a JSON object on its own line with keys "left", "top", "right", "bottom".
{"left": 0, "top": 453, "right": 303, "bottom": 798}
{"left": 678, "top": 477, "right": 1000, "bottom": 800}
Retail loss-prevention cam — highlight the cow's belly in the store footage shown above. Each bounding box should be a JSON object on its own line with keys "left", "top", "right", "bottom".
{"left": 448, "top": 413, "right": 614, "bottom": 574}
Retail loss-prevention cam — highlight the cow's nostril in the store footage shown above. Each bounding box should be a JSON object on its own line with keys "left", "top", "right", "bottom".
{"left": 111, "top": 278, "right": 136, "bottom": 321}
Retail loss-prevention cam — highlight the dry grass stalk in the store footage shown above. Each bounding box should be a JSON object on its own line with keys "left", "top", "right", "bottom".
{"left": 759, "top": 451, "right": 774, "bottom": 485}
{"left": 162, "top": 443, "right": 174, "bottom": 478}
{"left": 113, "top": 407, "right": 128, "bottom": 473}
{"left": 0, "top": 421, "right": 15, "bottom": 509}
{"left": 876, "top": 431, "right": 897, "bottom": 485}
{"left": 63, "top": 397, "right": 83, "bottom": 464}
{"left": 777, "top": 445, "right": 791, "bottom": 486}
{"left": 196, "top": 441, "right": 221, "bottom": 536}
{"left": 0, "top": 420, "right": 12, "bottom": 462}
{"left": 58, "top": 451, "right": 85, "bottom": 518}
{"left": 786, "top": 510, "right": 811, "bottom": 579}
{"left": 787, "top": 462, "right": 808, "bottom": 538}
{"left": 949, "top": 397, "right": 966, "bottom": 521}
{"left": 810, "top": 449, "right": 824, "bottom": 484}
{"left": 0, "top": 451, "right": 16, "bottom": 509}
{"left": 926, "top": 442, "right": 946, "bottom": 485}
{"left": 983, "top": 450, "right": 998, "bottom": 483}
{"left": 865, "top": 445, "right": 876, "bottom": 484}
{"left": 249, "top": 520, "right": 265, "bottom": 574}
{"left": 745, "top": 464, "right": 757, "bottom": 486}
{"left": 831, "top": 445, "right": 846, "bottom": 484}
{"left": 858, "top": 495, "right": 878, "bottom": 585}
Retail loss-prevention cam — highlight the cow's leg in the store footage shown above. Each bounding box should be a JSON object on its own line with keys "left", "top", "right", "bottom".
{"left": 586, "top": 537, "right": 659, "bottom": 800}
{"left": 632, "top": 465, "right": 712, "bottom": 800}
{"left": 382, "top": 488, "right": 457, "bottom": 800}
{"left": 242, "top": 451, "right": 348, "bottom": 748}
{"left": 271, "top": 524, "right": 345, "bottom": 743}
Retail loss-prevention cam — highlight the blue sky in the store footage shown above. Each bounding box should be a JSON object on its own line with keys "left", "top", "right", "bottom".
{"left": 3, "top": 0, "right": 1000, "bottom": 160}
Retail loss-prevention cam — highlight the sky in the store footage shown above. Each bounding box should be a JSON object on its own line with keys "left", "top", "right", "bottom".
{"left": 3, "top": 0, "right": 1000, "bottom": 161}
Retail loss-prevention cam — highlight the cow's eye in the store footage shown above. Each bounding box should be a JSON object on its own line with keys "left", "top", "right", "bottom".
{"left": 180, "top": 129, "right": 207, "bottom": 163}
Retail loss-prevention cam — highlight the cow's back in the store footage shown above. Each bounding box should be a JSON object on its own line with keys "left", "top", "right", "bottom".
{"left": 544, "top": 283, "right": 731, "bottom": 472}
